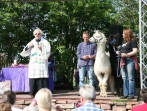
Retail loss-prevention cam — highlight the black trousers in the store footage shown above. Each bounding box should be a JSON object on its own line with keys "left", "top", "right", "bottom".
{"left": 29, "top": 78, "right": 48, "bottom": 95}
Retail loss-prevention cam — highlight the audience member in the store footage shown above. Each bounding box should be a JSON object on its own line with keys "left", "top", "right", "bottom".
{"left": 0, "top": 101, "right": 11, "bottom": 111}
{"left": 131, "top": 88, "right": 147, "bottom": 111}
{"left": 72, "top": 84, "right": 104, "bottom": 111}
{"left": 2, "top": 90, "right": 22, "bottom": 111}
{"left": 30, "top": 88, "right": 63, "bottom": 111}
{"left": 23, "top": 106, "right": 39, "bottom": 111}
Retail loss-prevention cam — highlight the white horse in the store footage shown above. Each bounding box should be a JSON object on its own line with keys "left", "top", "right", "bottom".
{"left": 89, "top": 30, "right": 114, "bottom": 97}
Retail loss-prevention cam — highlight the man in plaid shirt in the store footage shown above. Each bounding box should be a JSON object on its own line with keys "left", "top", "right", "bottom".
{"left": 72, "top": 84, "right": 104, "bottom": 111}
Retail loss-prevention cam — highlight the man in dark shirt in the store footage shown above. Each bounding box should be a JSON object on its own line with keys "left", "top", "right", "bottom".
{"left": 77, "top": 31, "right": 97, "bottom": 87}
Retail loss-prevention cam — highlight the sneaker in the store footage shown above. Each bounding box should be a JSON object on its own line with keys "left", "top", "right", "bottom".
{"left": 120, "top": 96, "right": 128, "bottom": 99}
{"left": 127, "top": 96, "right": 134, "bottom": 99}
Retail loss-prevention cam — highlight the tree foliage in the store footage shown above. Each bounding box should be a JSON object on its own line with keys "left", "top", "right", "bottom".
{"left": 0, "top": 0, "right": 139, "bottom": 84}
{"left": 111, "top": 0, "right": 139, "bottom": 34}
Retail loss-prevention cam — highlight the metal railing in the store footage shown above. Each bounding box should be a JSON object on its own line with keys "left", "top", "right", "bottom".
{"left": 139, "top": 0, "right": 147, "bottom": 89}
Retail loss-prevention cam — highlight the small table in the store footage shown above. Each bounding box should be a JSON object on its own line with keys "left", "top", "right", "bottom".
{"left": 0, "top": 67, "right": 54, "bottom": 92}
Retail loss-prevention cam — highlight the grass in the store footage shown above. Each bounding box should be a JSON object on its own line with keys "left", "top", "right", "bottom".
{"left": 111, "top": 99, "right": 127, "bottom": 103}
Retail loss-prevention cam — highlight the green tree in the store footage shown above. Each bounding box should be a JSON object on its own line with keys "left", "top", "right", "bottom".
{"left": 111, "top": 0, "right": 139, "bottom": 33}
{"left": 0, "top": 0, "right": 115, "bottom": 85}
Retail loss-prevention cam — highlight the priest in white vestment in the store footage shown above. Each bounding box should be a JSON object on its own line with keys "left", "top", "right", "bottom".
{"left": 20, "top": 28, "right": 51, "bottom": 97}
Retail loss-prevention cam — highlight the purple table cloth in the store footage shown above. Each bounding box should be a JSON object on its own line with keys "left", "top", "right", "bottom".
{"left": 0, "top": 67, "right": 54, "bottom": 92}
{"left": 0, "top": 67, "right": 29, "bottom": 92}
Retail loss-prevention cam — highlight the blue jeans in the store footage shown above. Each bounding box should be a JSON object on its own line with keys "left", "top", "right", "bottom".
{"left": 121, "top": 58, "right": 135, "bottom": 97}
{"left": 79, "top": 65, "right": 94, "bottom": 87}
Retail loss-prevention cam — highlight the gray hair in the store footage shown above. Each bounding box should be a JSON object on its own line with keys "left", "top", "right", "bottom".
{"left": 23, "top": 106, "right": 39, "bottom": 111}
{"left": 79, "top": 84, "right": 96, "bottom": 100}
{"left": 33, "top": 28, "right": 43, "bottom": 36}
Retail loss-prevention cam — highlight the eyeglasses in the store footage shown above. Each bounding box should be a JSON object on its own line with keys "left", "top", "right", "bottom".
{"left": 35, "top": 33, "right": 41, "bottom": 35}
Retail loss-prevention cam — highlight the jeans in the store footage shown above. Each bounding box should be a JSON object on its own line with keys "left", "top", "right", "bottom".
{"left": 121, "top": 58, "right": 135, "bottom": 97}
{"left": 79, "top": 65, "right": 94, "bottom": 87}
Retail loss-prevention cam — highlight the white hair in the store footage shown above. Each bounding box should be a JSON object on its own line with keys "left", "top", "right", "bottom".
{"left": 33, "top": 28, "right": 43, "bottom": 36}
{"left": 23, "top": 106, "right": 39, "bottom": 111}
{"left": 79, "top": 84, "right": 96, "bottom": 100}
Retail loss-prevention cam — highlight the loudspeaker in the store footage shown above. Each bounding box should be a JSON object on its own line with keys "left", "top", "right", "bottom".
{"left": 109, "top": 25, "right": 123, "bottom": 45}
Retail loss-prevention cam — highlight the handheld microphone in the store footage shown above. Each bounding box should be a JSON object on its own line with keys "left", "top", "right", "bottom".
{"left": 36, "top": 39, "right": 41, "bottom": 45}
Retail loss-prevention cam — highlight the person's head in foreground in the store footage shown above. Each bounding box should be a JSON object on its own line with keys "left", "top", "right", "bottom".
{"left": 72, "top": 84, "right": 104, "bottom": 111}
{"left": 0, "top": 102, "right": 11, "bottom": 111}
{"left": 23, "top": 106, "right": 39, "bottom": 111}
{"left": 131, "top": 88, "right": 147, "bottom": 111}
{"left": 140, "top": 88, "right": 147, "bottom": 103}
{"left": 31, "top": 88, "right": 63, "bottom": 111}
{"left": 2, "top": 90, "right": 16, "bottom": 105}
{"left": 35, "top": 88, "right": 53, "bottom": 110}
{"left": 79, "top": 84, "right": 96, "bottom": 104}
{"left": 0, "top": 91, "right": 13, "bottom": 111}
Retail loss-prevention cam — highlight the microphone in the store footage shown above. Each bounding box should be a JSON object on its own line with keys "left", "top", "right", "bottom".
{"left": 36, "top": 39, "right": 41, "bottom": 45}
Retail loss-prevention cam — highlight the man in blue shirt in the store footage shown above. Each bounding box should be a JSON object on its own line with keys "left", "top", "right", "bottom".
{"left": 77, "top": 31, "right": 97, "bottom": 87}
{"left": 72, "top": 84, "right": 104, "bottom": 111}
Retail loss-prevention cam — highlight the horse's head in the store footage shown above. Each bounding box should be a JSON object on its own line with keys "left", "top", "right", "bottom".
{"left": 89, "top": 30, "right": 106, "bottom": 45}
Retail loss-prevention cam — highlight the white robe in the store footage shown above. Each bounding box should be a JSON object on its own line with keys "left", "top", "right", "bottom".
{"left": 21, "top": 37, "right": 51, "bottom": 78}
